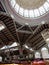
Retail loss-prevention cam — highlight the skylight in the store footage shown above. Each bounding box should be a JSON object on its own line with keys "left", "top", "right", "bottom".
{"left": 1, "top": 42, "right": 19, "bottom": 50}
{"left": 19, "top": 7, "right": 24, "bottom": 16}
{"left": 24, "top": 9, "right": 29, "bottom": 17}
{"left": 24, "top": 45, "right": 29, "bottom": 49}
{"left": 43, "top": 2, "right": 49, "bottom": 11}
{"left": 1, "top": 46, "right": 7, "bottom": 50}
{"left": 14, "top": 4, "right": 20, "bottom": 13}
{"left": 47, "top": 0, "right": 49, "bottom": 2}
{"left": 39, "top": 6, "right": 46, "bottom": 15}
{"left": 10, "top": 0, "right": 16, "bottom": 7}
{"left": 30, "top": 48, "right": 33, "bottom": 51}
{"left": 9, "top": 42, "right": 18, "bottom": 47}
{"left": 34, "top": 9, "right": 40, "bottom": 17}
{"left": 46, "top": 38, "right": 49, "bottom": 41}
{"left": 9, "top": 0, "right": 49, "bottom": 18}
{"left": 0, "top": 24, "right": 5, "bottom": 31}
{"left": 24, "top": 44, "right": 33, "bottom": 51}
{"left": 29, "top": 10, "right": 34, "bottom": 18}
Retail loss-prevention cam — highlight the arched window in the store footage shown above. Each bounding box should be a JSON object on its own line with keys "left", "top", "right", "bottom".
{"left": 41, "top": 47, "right": 49, "bottom": 58}
{"left": 35, "top": 52, "right": 41, "bottom": 59}
{"left": 0, "top": 56, "right": 2, "bottom": 62}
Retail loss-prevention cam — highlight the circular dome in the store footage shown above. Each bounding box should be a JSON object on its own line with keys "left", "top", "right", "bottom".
{"left": 16, "top": 0, "right": 46, "bottom": 9}
{"left": 9, "top": 0, "right": 49, "bottom": 18}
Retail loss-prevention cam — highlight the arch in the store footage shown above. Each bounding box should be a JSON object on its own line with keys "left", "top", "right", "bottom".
{"left": 35, "top": 52, "right": 41, "bottom": 58}
{"left": 41, "top": 47, "right": 49, "bottom": 58}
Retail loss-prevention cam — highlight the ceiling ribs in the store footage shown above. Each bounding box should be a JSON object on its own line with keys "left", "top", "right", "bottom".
{"left": 0, "top": 12, "right": 49, "bottom": 51}
{"left": 0, "top": 15, "right": 18, "bottom": 43}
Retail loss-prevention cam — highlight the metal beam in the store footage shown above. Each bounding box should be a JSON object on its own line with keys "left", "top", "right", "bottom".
{"left": 0, "top": 20, "right": 16, "bottom": 42}
{"left": 0, "top": 46, "right": 19, "bottom": 52}
{"left": 25, "top": 24, "right": 42, "bottom": 43}
{"left": 14, "top": 21, "right": 21, "bottom": 44}
{"left": 29, "top": 33, "right": 41, "bottom": 43}
{"left": 32, "top": 36, "right": 43, "bottom": 46}
{"left": 17, "top": 25, "right": 25, "bottom": 30}
{"left": 28, "top": 25, "right": 33, "bottom": 33}
{"left": 33, "top": 40, "right": 45, "bottom": 49}
{"left": 0, "top": 39, "right": 5, "bottom": 46}
{"left": 16, "top": 24, "right": 33, "bottom": 34}
{"left": 37, "top": 43, "right": 46, "bottom": 50}
{"left": 16, "top": 29, "right": 33, "bottom": 34}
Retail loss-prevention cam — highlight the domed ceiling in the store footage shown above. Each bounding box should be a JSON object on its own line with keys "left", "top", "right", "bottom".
{"left": 16, "top": 0, "right": 46, "bottom": 9}
{"left": 9, "top": 0, "right": 49, "bottom": 18}
{"left": 3, "top": 0, "right": 49, "bottom": 26}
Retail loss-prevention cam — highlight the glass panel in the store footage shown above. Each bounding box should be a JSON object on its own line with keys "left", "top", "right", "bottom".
{"left": 39, "top": 6, "right": 46, "bottom": 15}
{"left": 24, "top": 10, "right": 29, "bottom": 17}
{"left": 47, "top": 0, "right": 49, "bottom": 2}
{"left": 9, "top": 42, "right": 18, "bottom": 48}
{"left": 30, "top": 48, "right": 33, "bottom": 51}
{"left": 0, "top": 24, "right": 5, "bottom": 31}
{"left": 19, "top": 7, "right": 24, "bottom": 16}
{"left": 29, "top": 10, "right": 34, "bottom": 18}
{"left": 10, "top": 0, "right": 16, "bottom": 8}
{"left": 43, "top": 2, "right": 49, "bottom": 11}
{"left": 35, "top": 52, "right": 41, "bottom": 58}
{"left": 41, "top": 47, "right": 49, "bottom": 58}
{"left": 24, "top": 44, "right": 29, "bottom": 49}
{"left": 9, "top": 0, "right": 49, "bottom": 18}
{"left": 1, "top": 46, "right": 7, "bottom": 50}
{"left": 14, "top": 4, "right": 20, "bottom": 13}
{"left": 34, "top": 9, "right": 40, "bottom": 17}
